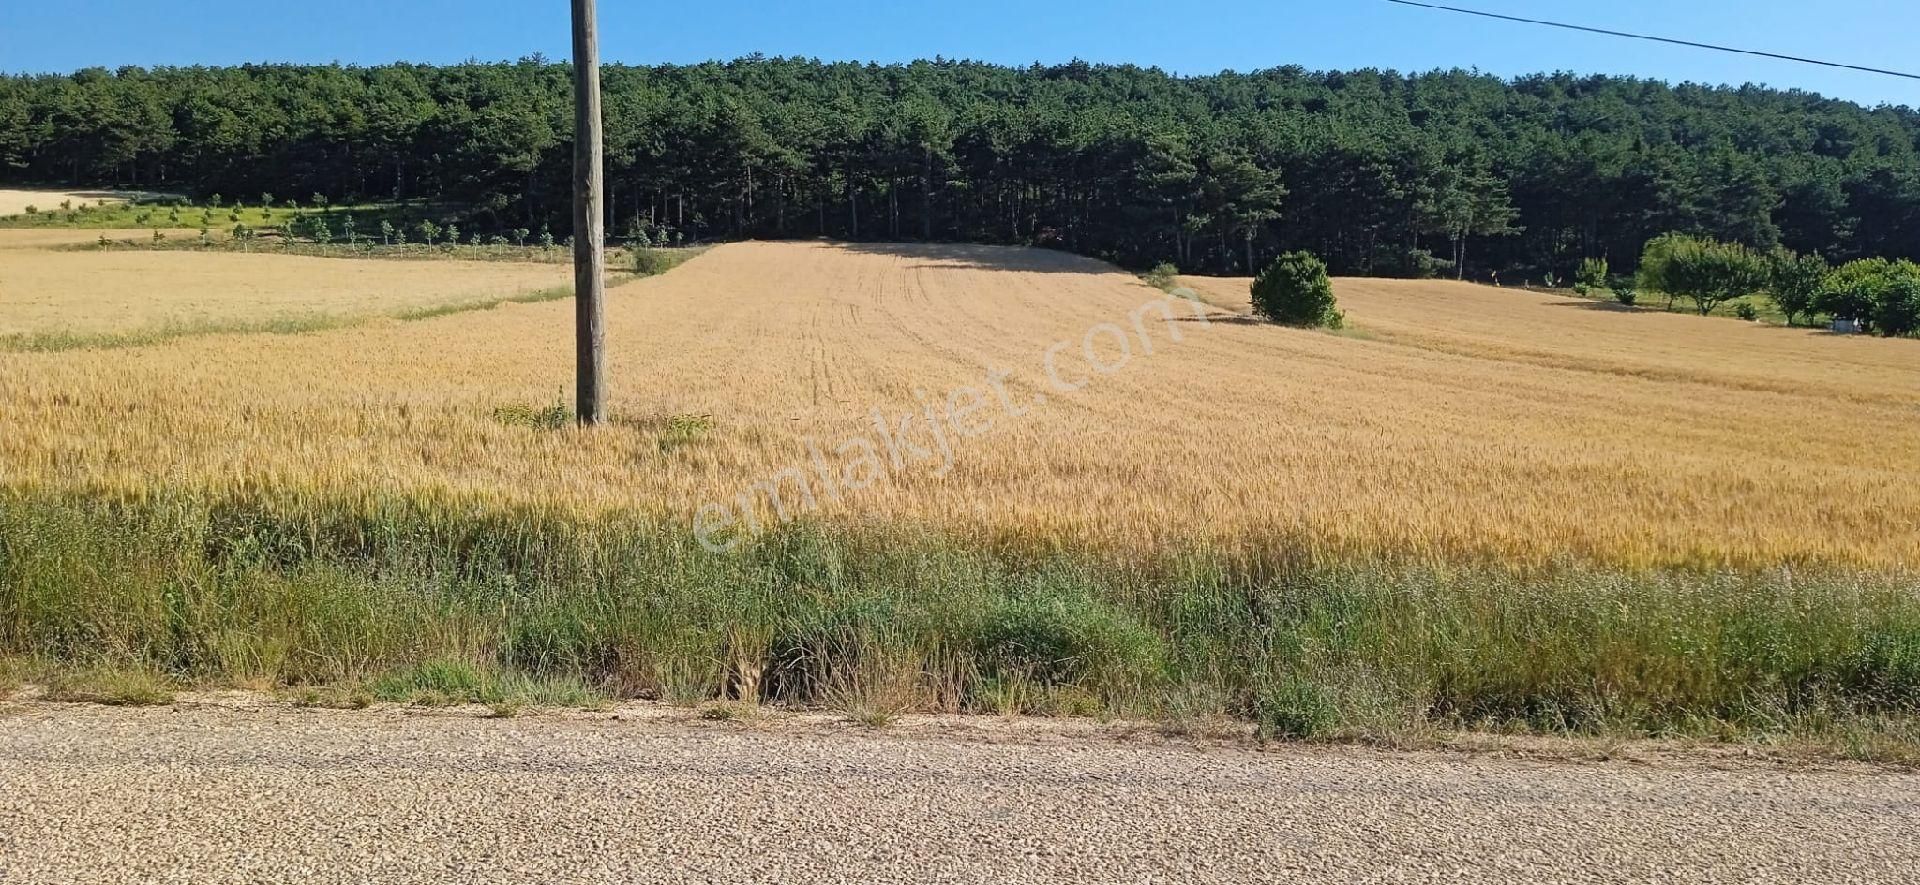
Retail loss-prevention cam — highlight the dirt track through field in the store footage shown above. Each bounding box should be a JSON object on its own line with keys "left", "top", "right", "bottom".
{"left": 3, "top": 241, "right": 1918, "bottom": 566}
{"left": 0, "top": 702, "right": 1915, "bottom": 884}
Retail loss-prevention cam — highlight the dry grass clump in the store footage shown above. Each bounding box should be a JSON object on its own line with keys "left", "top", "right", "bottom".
{"left": 39, "top": 665, "right": 176, "bottom": 706}
{"left": 2, "top": 241, "right": 1917, "bottom": 568}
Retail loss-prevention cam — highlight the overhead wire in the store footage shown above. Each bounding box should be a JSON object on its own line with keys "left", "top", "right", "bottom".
{"left": 1383, "top": 0, "right": 1920, "bottom": 82}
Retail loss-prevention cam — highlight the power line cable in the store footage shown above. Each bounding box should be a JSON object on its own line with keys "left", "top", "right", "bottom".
{"left": 1383, "top": 0, "right": 1920, "bottom": 82}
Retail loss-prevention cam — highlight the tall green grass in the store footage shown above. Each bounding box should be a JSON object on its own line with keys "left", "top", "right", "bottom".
{"left": 2, "top": 489, "right": 1916, "bottom": 748}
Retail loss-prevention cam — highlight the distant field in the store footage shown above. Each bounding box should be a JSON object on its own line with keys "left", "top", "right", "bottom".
{"left": 1181, "top": 275, "right": 1920, "bottom": 415}
{"left": 3, "top": 241, "right": 1917, "bottom": 747}
{"left": 0, "top": 231, "right": 572, "bottom": 343}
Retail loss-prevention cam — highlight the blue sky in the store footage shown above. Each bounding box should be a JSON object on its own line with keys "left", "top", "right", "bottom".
{"left": 4, "top": 0, "right": 1915, "bottom": 107}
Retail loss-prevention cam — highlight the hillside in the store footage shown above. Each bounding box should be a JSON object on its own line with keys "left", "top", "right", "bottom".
{"left": 4, "top": 59, "right": 1918, "bottom": 277}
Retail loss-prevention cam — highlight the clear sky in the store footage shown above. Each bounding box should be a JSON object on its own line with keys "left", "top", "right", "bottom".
{"left": 3, "top": 0, "right": 1915, "bottom": 108}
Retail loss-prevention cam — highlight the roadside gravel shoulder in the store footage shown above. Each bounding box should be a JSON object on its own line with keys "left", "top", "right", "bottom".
{"left": 2, "top": 696, "right": 1918, "bottom": 884}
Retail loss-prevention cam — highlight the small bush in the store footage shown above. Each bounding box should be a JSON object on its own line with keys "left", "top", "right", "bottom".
{"left": 1142, "top": 262, "right": 1179, "bottom": 291}
{"left": 1734, "top": 301, "right": 1759, "bottom": 322}
{"left": 633, "top": 247, "right": 679, "bottom": 276}
{"left": 1612, "top": 285, "right": 1638, "bottom": 306}
{"left": 971, "top": 591, "right": 1165, "bottom": 699}
{"left": 493, "top": 400, "right": 571, "bottom": 431}
{"left": 1251, "top": 677, "right": 1338, "bottom": 740}
{"left": 1250, "top": 251, "right": 1342, "bottom": 328}
{"left": 1576, "top": 257, "right": 1609, "bottom": 291}
{"left": 658, "top": 413, "right": 714, "bottom": 452}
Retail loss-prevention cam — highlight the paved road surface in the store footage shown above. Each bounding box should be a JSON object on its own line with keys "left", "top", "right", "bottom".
{"left": 1, "top": 702, "right": 1914, "bottom": 884}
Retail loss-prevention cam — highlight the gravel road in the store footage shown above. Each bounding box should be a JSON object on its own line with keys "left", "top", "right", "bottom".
{"left": 1, "top": 702, "right": 1915, "bottom": 884}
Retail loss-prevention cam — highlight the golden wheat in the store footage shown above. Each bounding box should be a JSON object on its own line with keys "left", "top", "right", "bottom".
{"left": 0, "top": 235, "right": 571, "bottom": 337}
{"left": 2, "top": 240, "right": 1917, "bottom": 568}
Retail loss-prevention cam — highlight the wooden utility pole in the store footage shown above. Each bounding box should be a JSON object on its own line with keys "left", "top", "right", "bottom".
{"left": 571, "top": 0, "right": 606, "bottom": 425}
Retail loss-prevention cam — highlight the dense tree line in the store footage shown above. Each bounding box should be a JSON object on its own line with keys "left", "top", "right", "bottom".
{"left": 4, "top": 57, "right": 1919, "bottom": 276}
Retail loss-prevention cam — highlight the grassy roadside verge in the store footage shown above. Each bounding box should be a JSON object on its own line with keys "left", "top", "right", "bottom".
{"left": 2, "top": 489, "right": 1916, "bottom": 759}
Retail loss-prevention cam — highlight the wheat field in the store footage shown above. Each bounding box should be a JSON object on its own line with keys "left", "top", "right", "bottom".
{"left": 2, "top": 240, "right": 1915, "bottom": 569}
{"left": 0, "top": 232, "right": 571, "bottom": 338}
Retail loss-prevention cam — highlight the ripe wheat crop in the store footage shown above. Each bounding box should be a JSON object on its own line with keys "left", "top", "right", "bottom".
{"left": 0, "top": 235, "right": 571, "bottom": 342}
{"left": 3, "top": 240, "right": 1918, "bottom": 747}
{"left": 3, "top": 241, "right": 1917, "bottom": 569}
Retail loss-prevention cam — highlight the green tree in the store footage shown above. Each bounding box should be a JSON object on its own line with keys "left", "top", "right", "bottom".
{"left": 1818, "top": 258, "right": 1889, "bottom": 328}
{"left": 1420, "top": 161, "right": 1520, "bottom": 280}
{"left": 1250, "top": 252, "right": 1342, "bottom": 328}
{"left": 1873, "top": 266, "right": 1920, "bottom": 336}
{"left": 1765, "top": 248, "right": 1829, "bottom": 327}
{"left": 1575, "top": 257, "right": 1609, "bottom": 294}
{"left": 1638, "top": 233, "right": 1769, "bottom": 316}
{"left": 8, "top": 59, "right": 1920, "bottom": 277}
{"left": 1822, "top": 258, "right": 1920, "bottom": 336}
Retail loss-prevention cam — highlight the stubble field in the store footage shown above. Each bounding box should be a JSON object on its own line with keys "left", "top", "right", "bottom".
{"left": 2, "top": 239, "right": 1917, "bottom": 748}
